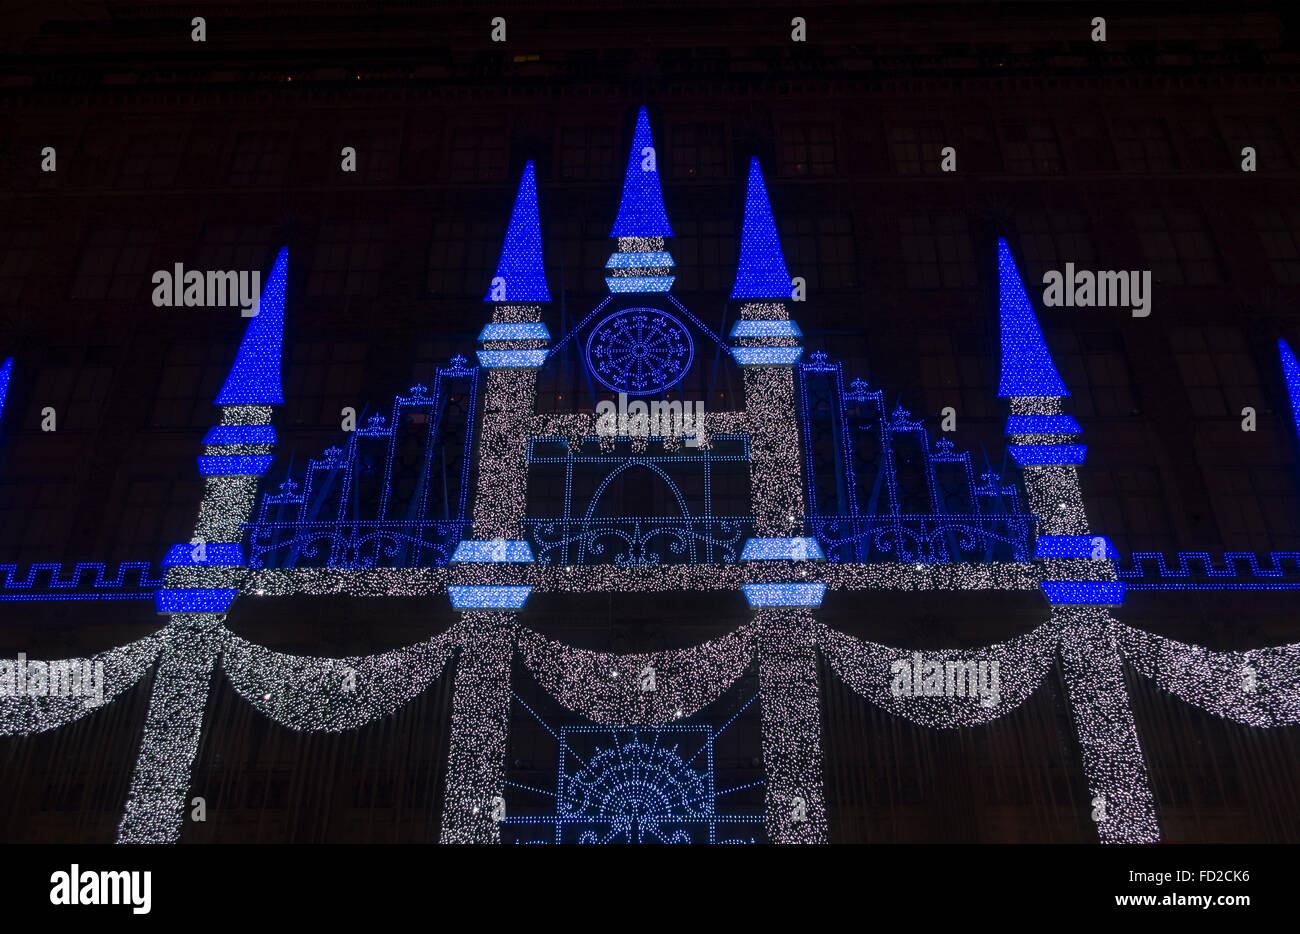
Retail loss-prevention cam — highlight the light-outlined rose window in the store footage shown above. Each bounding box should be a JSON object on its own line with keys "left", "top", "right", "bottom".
{"left": 584, "top": 307, "right": 694, "bottom": 395}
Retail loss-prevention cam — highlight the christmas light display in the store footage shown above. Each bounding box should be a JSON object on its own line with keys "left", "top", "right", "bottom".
{"left": 730, "top": 320, "right": 803, "bottom": 338}
{"left": 0, "top": 357, "right": 13, "bottom": 433}
{"left": 1004, "top": 415, "right": 1082, "bottom": 435}
{"left": 501, "top": 722, "right": 765, "bottom": 844}
{"left": 585, "top": 308, "right": 694, "bottom": 395}
{"left": 222, "top": 627, "right": 457, "bottom": 731}
{"left": 609, "top": 106, "right": 672, "bottom": 239}
{"left": 517, "top": 624, "right": 756, "bottom": 725}
{"left": 1279, "top": 338, "right": 1300, "bottom": 443}
{"left": 214, "top": 247, "right": 287, "bottom": 405}
{"left": 1007, "top": 444, "right": 1088, "bottom": 465}
{"left": 1032, "top": 535, "right": 1118, "bottom": 559}
{"left": 731, "top": 347, "right": 804, "bottom": 365}
{"left": 0, "top": 633, "right": 162, "bottom": 735}
{"left": 996, "top": 238, "right": 1069, "bottom": 398}
{"left": 483, "top": 160, "right": 551, "bottom": 303}
{"left": 3, "top": 109, "right": 1298, "bottom": 848}
{"left": 818, "top": 619, "right": 1057, "bottom": 727}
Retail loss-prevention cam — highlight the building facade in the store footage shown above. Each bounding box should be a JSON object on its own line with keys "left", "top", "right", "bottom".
{"left": 1, "top": 1, "right": 1298, "bottom": 843}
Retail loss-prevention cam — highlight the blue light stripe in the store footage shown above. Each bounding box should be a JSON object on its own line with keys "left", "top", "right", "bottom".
{"left": 476, "top": 349, "right": 548, "bottom": 368}
{"left": 1040, "top": 581, "right": 1124, "bottom": 605}
{"left": 730, "top": 320, "right": 803, "bottom": 338}
{"left": 1004, "top": 415, "right": 1081, "bottom": 436}
{"left": 450, "top": 540, "right": 535, "bottom": 563}
{"left": 162, "top": 544, "right": 246, "bottom": 566}
{"left": 742, "top": 582, "right": 826, "bottom": 607}
{"left": 448, "top": 585, "right": 532, "bottom": 609}
{"left": 478, "top": 323, "right": 551, "bottom": 342}
{"left": 605, "top": 276, "right": 675, "bottom": 293}
{"left": 740, "top": 537, "right": 825, "bottom": 561}
{"left": 731, "top": 347, "right": 803, "bottom": 365}
{"left": 196, "top": 455, "right": 275, "bottom": 476}
{"left": 605, "top": 252, "right": 675, "bottom": 269}
{"left": 201, "top": 425, "right": 277, "bottom": 445}
{"left": 1007, "top": 444, "right": 1087, "bottom": 466}
{"left": 1033, "top": 536, "right": 1118, "bottom": 559}
{"left": 156, "top": 588, "right": 238, "bottom": 612}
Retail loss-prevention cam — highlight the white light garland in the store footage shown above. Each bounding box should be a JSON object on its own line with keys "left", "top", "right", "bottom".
{"left": 440, "top": 612, "right": 516, "bottom": 844}
{"left": 1117, "top": 624, "right": 1300, "bottom": 727}
{"left": 817, "top": 619, "right": 1058, "bottom": 727}
{"left": 517, "top": 623, "right": 756, "bottom": 725}
{"left": 221, "top": 628, "right": 456, "bottom": 731}
{"left": 0, "top": 632, "right": 163, "bottom": 736}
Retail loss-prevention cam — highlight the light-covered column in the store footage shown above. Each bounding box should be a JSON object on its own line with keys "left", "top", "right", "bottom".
{"left": 997, "top": 238, "right": 1158, "bottom": 842}
{"left": 118, "top": 249, "right": 288, "bottom": 843}
{"left": 753, "top": 604, "right": 828, "bottom": 844}
{"left": 439, "top": 605, "right": 521, "bottom": 844}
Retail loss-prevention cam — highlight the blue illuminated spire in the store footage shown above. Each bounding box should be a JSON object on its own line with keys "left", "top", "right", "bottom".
{"left": 0, "top": 357, "right": 11, "bottom": 431}
{"left": 610, "top": 106, "right": 673, "bottom": 237}
{"left": 484, "top": 160, "right": 551, "bottom": 302}
{"left": 730, "top": 158, "right": 791, "bottom": 300}
{"left": 215, "top": 247, "right": 287, "bottom": 405}
{"left": 996, "top": 238, "right": 1068, "bottom": 398}
{"left": 1280, "top": 339, "right": 1300, "bottom": 443}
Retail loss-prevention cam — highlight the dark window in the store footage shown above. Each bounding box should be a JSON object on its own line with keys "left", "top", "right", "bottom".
{"left": 917, "top": 332, "right": 995, "bottom": 419}
{"left": 1015, "top": 212, "right": 1096, "bottom": 276}
{"left": 673, "top": 218, "right": 735, "bottom": 293}
{"left": 310, "top": 220, "right": 386, "bottom": 297}
{"left": 448, "top": 124, "right": 508, "bottom": 181}
{"left": 1132, "top": 209, "right": 1223, "bottom": 285}
{"left": 670, "top": 122, "right": 726, "bottom": 179}
{"left": 1111, "top": 118, "right": 1178, "bottom": 172}
{"left": 0, "top": 225, "right": 44, "bottom": 304}
{"left": 0, "top": 480, "right": 74, "bottom": 561}
{"left": 888, "top": 123, "right": 945, "bottom": 175}
{"left": 228, "top": 132, "right": 291, "bottom": 186}
{"left": 548, "top": 219, "right": 607, "bottom": 297}
{"left": 1252, "top": 208, "right": 1300, "bottom": 285}
{"left": 28, "top": 363, "right": 114, "bottom": 432}
{"left": 777, "top": 122, "right": 836, "bottom": 176}
{"left": 1000, "top": 121, "right": 1064, "bottom": 173}
{"left": 784, "top": 215, "right": 856, "bottom": 289}
{"left": 558, "top": 125, "right": 616, "bottom": 180}
{"left": 1222, "top": 116, "right": 1292, "bottom": 170}
{"left": 1083, "top": 467, "right": 1174, "bottom": 553}
{"left": 194, "top": 224, "right": 277, "bottom": 274}
{"left": 69, "top": 227, "right": 156, "bottom": 302}
{"left": 150, "top": 343, "right": 240, "bottom": 429}
{"left": 427, "top": 219, "right": 501, "bottom": 297}
{"left": 284, "top": 341, "right": 367, "bottom": 428}
{"left": 1207, "top": 468, "right": 1300, "bottom": 550}
{"left": 1055, "top": 331, "right": 1139, "bottom": 418}
{"left": 114, "top": 478, "right": 198, "bottom": 561}
{"left": 342, "top": 130, "right": 401, "bottom": 183}
{"left": 899, "top": 214, "right": 976, "bottom": 288}
{"left": 116, "top": 134, "right": 183, "bottom": 187}
{"left": 1168, "top": 326, "right": 1262, "bottom": 418}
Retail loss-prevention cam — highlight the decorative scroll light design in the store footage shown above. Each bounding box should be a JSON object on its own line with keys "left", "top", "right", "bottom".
{"left": 501, "top": 723, "right": 765, "bottom": 844}
{"left": 522, "top": 435, "right": 753, "bottom": 567}
{"left": 9, "top": 113, "right": 1300, "bottom": 850}
{"left": 585, "top": 308, "right": 694, "bottom": 396}
{"left": 245, "top": 358, "right": 478, "bottom": 569}
{"left": 797, "top": 352, "right": 1034, "bottom": 563}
